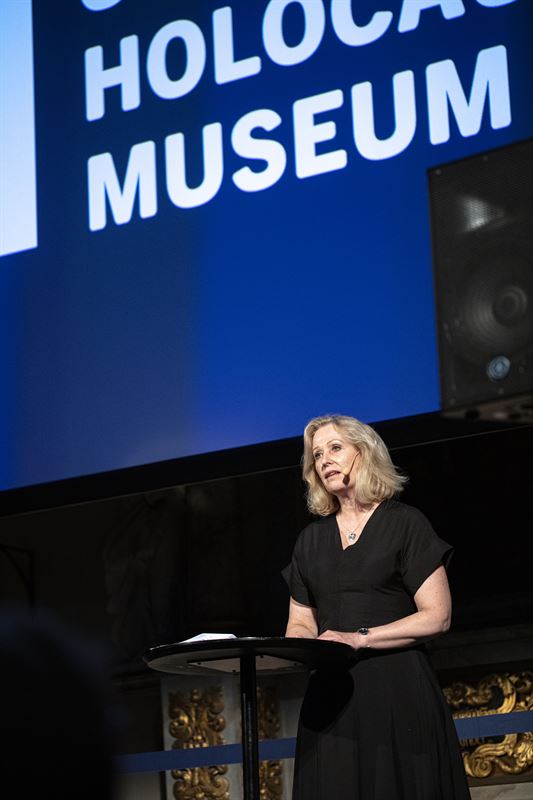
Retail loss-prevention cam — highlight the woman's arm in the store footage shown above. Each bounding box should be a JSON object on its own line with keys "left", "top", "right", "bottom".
{"left": 285, "top": 597, "right": 319, "bottom": 639}
{"left": 318, "top": 565, "right": 451, "bottom": 650}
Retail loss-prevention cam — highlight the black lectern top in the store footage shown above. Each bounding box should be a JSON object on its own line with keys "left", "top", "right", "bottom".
{"left": 144, "top": 636, "right": 356, "bottom": 675}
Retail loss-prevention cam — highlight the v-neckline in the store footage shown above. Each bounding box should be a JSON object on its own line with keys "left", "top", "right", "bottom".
{"left": 334, "top": 500, "right": 385, "bottom": 551}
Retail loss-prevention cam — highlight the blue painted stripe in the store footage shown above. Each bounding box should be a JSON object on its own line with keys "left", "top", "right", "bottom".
{"left": 454, "top": 710, "right": 533, "bottom": 739}
{"left": 117, "top": 743, "right": 243, "bottom": 773}
{"left": 116, "top": 738, "right": 297, "bottom": 773}
{"left": 117, "top": 712, "right": 533, "bottom": 774}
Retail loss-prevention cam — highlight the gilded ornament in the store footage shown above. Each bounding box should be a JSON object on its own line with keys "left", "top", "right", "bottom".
{"left": 443, "top": 671, "right": 533, "bottom": 779}
{"left": 168, "top": 686, "right": 229, "bottom": 800}
{"left": 166, "top": 683, "right": 283, "bottom": 800}
{"left": 258, "top": 686, "right": 282, "bottom": 800}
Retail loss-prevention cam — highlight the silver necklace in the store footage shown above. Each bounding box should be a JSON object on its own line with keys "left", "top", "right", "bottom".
{"left": 339, "top": 504, "right": 377, "bottom": 545}
{"left": 339, "top": 519, "right": 363, "bottom": 544}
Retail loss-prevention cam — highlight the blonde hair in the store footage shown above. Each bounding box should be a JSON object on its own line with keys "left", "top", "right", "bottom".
{"left": 303, "top": 414, "right": 407, "bottom": 516}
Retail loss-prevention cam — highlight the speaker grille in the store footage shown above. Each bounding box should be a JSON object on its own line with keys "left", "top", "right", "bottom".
{"left": 428, "top": 138, "right": 533, "bottom": 408}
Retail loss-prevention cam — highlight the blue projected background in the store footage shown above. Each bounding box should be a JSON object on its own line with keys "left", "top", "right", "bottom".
{"left": 1, "top": 0, "right": 532, "bottom": 491}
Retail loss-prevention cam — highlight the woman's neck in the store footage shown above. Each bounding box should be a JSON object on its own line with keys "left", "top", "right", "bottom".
{"left": 337, "top": 494, "right": 367, "bottom": 517}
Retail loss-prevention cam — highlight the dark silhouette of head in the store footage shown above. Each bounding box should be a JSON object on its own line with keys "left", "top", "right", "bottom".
{"left": 0, "top": 609, "right": 118, "bottom": 800}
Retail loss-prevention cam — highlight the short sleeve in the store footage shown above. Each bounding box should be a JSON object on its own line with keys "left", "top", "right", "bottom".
{"left": 281, "top": 535, "right": 316, "bottom": 608}
{"left": 401, "top": 509, "right": 454, "bottom": 596}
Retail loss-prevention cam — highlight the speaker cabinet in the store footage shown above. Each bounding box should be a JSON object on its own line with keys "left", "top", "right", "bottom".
{"left": 428, "top": 138, "right": 533, "bottom": 409}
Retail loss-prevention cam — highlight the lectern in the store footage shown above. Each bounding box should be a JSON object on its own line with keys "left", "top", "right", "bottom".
{"left": 144, "top": 636, "right": 356, "bottom": 800}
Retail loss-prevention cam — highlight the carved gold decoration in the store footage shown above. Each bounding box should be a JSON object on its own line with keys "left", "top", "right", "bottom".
{"left": 167, "top": 683, "right": 283, "bottom": 800}
{"left": 257, "top": 686, "right": 282, "bottom": 800}
{"left": 443, "top": 671, "right": 533, "bottom": 779}
{"left": 168, "top": 687, "right": 229, "bottom": 800}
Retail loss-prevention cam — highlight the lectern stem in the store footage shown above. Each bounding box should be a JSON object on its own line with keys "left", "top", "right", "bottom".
{"left": 240, "top": 652, "right": 260, "bottom": 800}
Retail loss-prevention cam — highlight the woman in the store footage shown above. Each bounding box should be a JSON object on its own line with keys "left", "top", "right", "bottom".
{"left": 284, "top": 414, "right": 471, "bottom": 800}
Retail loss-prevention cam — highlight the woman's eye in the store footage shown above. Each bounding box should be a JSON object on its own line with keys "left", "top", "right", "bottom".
{"left": 313, "top": 452, "right": 322, "bottom": 460}
{"left": 331, "top": 444, "right": 341, "bottom": 452}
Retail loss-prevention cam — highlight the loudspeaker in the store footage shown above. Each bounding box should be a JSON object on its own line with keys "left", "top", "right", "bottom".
{"left": 428, "top": 138, "right": 533, "bottom": 409}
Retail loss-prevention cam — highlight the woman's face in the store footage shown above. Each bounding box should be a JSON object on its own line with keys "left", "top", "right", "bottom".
{"left": 311, "top": 423, "right": 359, "bottom": 495}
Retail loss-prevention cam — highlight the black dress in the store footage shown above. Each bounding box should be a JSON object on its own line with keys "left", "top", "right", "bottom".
{"left": 283, "top": 499, "right": 471, "bottom": 800}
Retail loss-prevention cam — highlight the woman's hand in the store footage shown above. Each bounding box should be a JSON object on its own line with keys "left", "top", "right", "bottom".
{"left": 317, "top": 630, "right": 360, "bottom": 649}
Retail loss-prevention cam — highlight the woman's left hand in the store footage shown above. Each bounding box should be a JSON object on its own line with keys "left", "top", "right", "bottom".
{"left": 317, "top": 630, "right": 357, "bottom": 648}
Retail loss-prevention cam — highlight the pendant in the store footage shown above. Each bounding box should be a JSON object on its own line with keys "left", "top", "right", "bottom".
{"left": 348, "top": 532, "right": 357, "bottom": 544}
